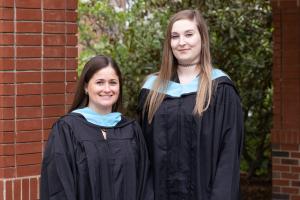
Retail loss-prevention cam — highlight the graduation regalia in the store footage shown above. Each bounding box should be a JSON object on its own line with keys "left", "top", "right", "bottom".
{"left": 40, "top": 109, "right": 153, "bottom": 200}
{"left": 138, "top": 69, "right": 244, "bottom": 200}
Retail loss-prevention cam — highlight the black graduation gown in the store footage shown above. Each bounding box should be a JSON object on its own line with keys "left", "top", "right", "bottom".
{"left": 40, "top": 113, "right": 153, "bottom": 200}
{"left": 138, "top": 76, "right": 244, "bottom": 200}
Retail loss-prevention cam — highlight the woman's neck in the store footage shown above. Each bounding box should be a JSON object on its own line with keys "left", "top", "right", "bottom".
{"left": 177, "top": 64, "right": 200, "bottom": 84}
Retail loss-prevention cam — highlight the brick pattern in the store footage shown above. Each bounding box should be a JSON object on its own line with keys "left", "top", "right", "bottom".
{"left": 272, "top": 0, "right": 300, "bottom": 199}
{"left": 0, "top": 0, "right": 78, "bottom": 199}
{"left": 0, "top": 176, "right": 40, "bottom": 200}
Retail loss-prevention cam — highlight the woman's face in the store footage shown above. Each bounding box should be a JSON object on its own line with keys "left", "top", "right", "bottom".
{"left": 85, "top": 65, "right": 120, "bottom": 114}
{"left": 170, "top": 19, "right": 201, "bottom": 65}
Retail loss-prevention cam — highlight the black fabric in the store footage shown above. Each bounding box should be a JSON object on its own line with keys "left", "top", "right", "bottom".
{"left": 40, "top": 113, "right": 153, "bottom": 200}
{"left": 138, "top": 76, "right": 244, "bottom": 200}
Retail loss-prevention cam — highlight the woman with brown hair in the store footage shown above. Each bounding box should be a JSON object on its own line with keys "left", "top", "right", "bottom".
{"left": 138, "top": 10, "right": 244, "bottom": 200}
{"left": 41, "top": 55, "right": 153, "bottom": 200}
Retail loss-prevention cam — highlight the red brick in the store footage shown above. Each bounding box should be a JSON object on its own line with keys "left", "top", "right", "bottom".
{"left": 16, "top": 71, "right": 41, "bottom": 83}
{"left": 0, "top": 33, "right": 14, "bottom": 45}
{"left": 16, "top": 107, "right": 42, "bottom": 119}
{"left": 44, "top": 46, "right": 65, "bottom": 58}
{"left": 43, "top": 94, "right": 65, "bottom": 105}
{"left": 280, "top": 144, "right": 299, "bottom": 151}
{"left": 0, "top": 8, "right": 14, "bottom": 20}
{"left": 16, "top": 8, "right": 41, "bottom": 21}
{"left": 66, "top": 34, "right": 78, "bottom": 46}
{"left": 16, "top": 83, "right": 41, "bottom": 95}
{"left": 273, "top": 164, "right": 290, "bottom": 172}
{"left": 43, "top": 117, "right": 57, "bottom": 129}
{"left": 30, "top": 178, "right": 39, "bottom": 200}
{"left": 16, "top": 95, "right": 41, "bottom": 106}
{"left": 44, "top": 105, "right": 65, "bottom": 117}
{"left": 0, "top": 132, "right": 14, "bottom": 144}
{"left": 0, "top": 181, "right": 3, "bottom": 200}
{"left": 43, "top": 82, "right": 65, "bottom": 94}
{"left": 43, "top": 58, "right": 65, "bottom": 70}
{"left": 16, "top": 142, "right": 42, "bottom": 154}
{"left": 22, "top": 178, "right": 29, "bottom": 200}
{"left": 44, "top": 34, "right": 66, "bottom": 46}
{"left": 43, "top": 71, "right": 65, "bottom": 82}
{"left": 66, "top": 59, "right": 77, "bottom": 69}
{"left": 292, "top": 166, "right": 300, "bottom": 173}
{"left": 0, "top": 21, "right": 14, "bottom": 32}
{"left": 16, "top": 59, "right": 41, "bottom": 70}
{"left": 67, "top": 0, "right": 78, "bottom": 10}
{"left": 0, "top": 46, "right": 14, "bottom": 58}
{"left": 66, "top": 81, "right": 76, "bottom": 93}
{"left": 16, "top": 130, "right": 42, "bottom": 143}
{"left": 0, "top": 167, "right": 15, "bottom": 178}
{"left": 17, "top": 164, "right": 40, "bottom": 177}
{"left": 5, "top": 180, "right": 13, "bottom": 200}
{"left": 291, "top": 195, "right": 300, "bottom": 200}
{"left": 0, "top": 0, "right": 14, "bottom": 7}
{"left": 16, "top": 34, "right": 42, "bottom": 46}
{"left": 291, "top": 152, "right": 300, "bottom": 159}
{"left": 0, "top": 96, "right": 14, "bottom": 107}
{"left": 66, "top": 47, "right": 77, "bottom": 58}
{"left": 0, "top": 108, "right": 14, "bottom": 120}
{"left": 66, "top": 10, "right": 77, "bottom": 22}
{"left": 0, "top": 84, "right": 15, "bottom": 95}
{"left": 0, "top": 144, "right": 15, "bottom": 156}
{"left": 66, "top": 71, "right": 77, "bottom": 81}
{"left": 292, "top": 181, "right": 300, "bottom": 187}
{"left": 44, "top": 10, "right": 66, "bottom": 22}
{"left": 0, "top": 120, "right": 14, "bottom": 132}
{"left": 282, "top": 158, "right": 299, "bottom": 165}
{"left": 44, "top": 23, "right": 65, "bottom": 33}
{"left": 282, "top": 172, "right": 299, "bottom": 180}
{"left": 14, "top": 179, "right": 21, "bottom": 200}
{"left": 273, "top": 179, "right": 290, "bottom": 186}
{"left": 16, "top": 22, "right": 42, "bottom": 33}
{"left": 16, "top": 0, "right": 41, "bottom": 8}
{"left": 16, "top": 47, "right": 42, "bottom": 58}
{"left": 282, "top": 186, "right": 299, "bottom": 194}
{"left": 0, "top": 155, "right": 15, "bottom": 167}
{"left": 0, "top": 58, "right": 14, "bottom": 70}
{"left": 16, "top": 153, "right": 42, "bottom": 166}
{"left": 44, "top": 0, "right": 66, "bottom": 9}
{"left": 16, "top": 118, "right": 42, "bottom": 131}
{"left": 66, "top": 93, "right": 75, "bottom": 104}
{"left": 0, "top": 72, "right": 14, "bottom": 83}
{"left": 66, "top": 23, "right": 77, "bottom": 33}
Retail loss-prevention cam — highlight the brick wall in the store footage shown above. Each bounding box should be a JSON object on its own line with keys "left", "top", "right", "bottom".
{"left": 0, "top": 0, "right": 78, "bottom": 199}
{"left": 271, "top": 0, "right": 300, "bottom": 199}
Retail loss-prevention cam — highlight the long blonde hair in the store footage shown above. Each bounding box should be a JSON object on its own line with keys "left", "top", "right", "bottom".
{"left": 144, "top": 9, "right": 213, "bottom": 123}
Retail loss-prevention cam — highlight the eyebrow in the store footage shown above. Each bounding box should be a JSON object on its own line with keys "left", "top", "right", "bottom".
{"left": 171, "top": 29, "right": 195, "bottom": 34}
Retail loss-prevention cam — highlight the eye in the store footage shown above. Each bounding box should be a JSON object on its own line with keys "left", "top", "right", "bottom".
{"left": 96, "top": 80, "right": 105, "bottom": 85}
{"left": 185, "top": 33, "right": 193, "bottom": 37}
{"left": 171, "top": 34, "right": 179, "bottom": 39}
{"left": 109, "top": 80, "right": 118, "bottom": 85}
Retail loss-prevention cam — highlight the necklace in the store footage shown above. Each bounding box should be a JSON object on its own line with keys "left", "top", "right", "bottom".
{"left": 178, "top": 62, "right": 199, "bottom": 67}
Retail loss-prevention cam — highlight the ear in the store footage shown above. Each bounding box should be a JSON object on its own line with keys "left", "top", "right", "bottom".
{"left": 84, "top": 84, "right": 88, "bottom": 95}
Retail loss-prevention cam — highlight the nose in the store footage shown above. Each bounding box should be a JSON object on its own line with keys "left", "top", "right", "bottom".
{"left": 103, "top": 83, "right": 111, "bottom": 92}
{"left": 178, "top": 36, "right": 186, "bottom": 46}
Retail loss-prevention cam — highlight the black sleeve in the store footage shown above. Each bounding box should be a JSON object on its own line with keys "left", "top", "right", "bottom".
{"left": 132, "top": 121, "right": 154, "bottom": 200}
{"left": 40, "top": 120, "right": 77, "bottom": 200}
{"left": 210, "top": 84, "right": 244, "bottom": 200}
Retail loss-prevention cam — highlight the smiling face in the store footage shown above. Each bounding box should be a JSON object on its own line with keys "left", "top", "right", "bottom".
{"left": 85, "top": 65, "right": 120, "bottom": 114}
{"left": 170, "top": 19, "right": 201, "bottom": 65}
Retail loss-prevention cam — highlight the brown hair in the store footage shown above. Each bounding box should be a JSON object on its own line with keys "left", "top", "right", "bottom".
{"left": 68, "top": 55, "right": 123, "bottom": 113}
{"left": 144, "top": 9, "right": 213, "bottom": 123}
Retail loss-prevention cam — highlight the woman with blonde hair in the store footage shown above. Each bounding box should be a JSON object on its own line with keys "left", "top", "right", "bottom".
{"left": 138, "top": 9, "right": 244, "bottom": 200}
